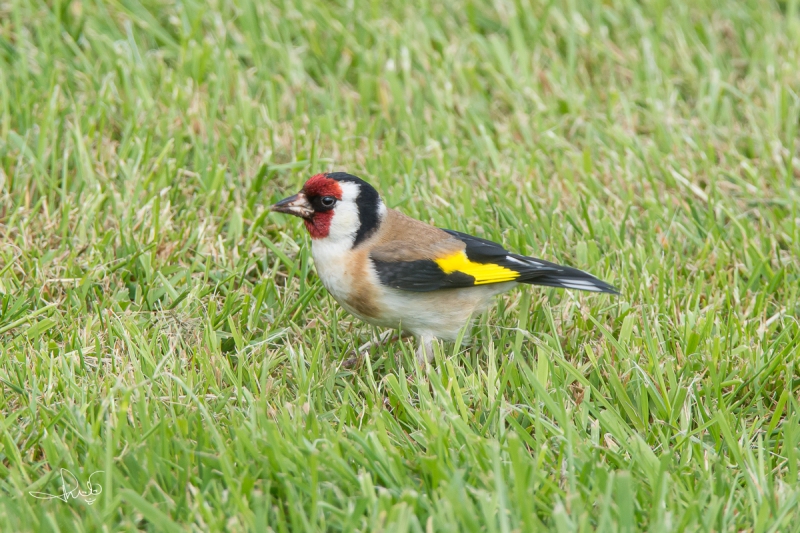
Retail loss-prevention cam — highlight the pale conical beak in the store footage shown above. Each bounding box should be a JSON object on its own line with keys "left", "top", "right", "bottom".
{"left": 270, "top": 192, "right": 314, "bottom": 219}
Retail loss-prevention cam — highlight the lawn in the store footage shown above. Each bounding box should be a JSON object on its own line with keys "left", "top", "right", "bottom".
{"left": 1, "top": 0, "right": 798, "bottom": 531}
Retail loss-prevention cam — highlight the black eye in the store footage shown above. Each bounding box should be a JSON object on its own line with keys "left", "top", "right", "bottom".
{"left": 320, "top": 196, "right": 336, "bottom": 208}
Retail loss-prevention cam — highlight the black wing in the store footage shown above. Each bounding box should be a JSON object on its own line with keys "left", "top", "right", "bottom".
{"left": 370, "top": 258, "right": 478, "bottom": 292}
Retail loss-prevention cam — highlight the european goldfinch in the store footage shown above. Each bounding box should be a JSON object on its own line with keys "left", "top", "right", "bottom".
{"left": 271, "top": 172, "right": 618, "bottom": 362}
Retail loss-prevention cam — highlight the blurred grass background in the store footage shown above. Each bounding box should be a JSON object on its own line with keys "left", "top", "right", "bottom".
{"left": 0, "top": 0, "right": 799, "bottom": 531}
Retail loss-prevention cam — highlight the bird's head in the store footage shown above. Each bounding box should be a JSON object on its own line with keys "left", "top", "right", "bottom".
{"left": 271, "top": 172, "right": 385, "bottom": 247}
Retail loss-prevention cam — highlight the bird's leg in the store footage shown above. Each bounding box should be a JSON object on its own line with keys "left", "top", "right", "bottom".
{"left": 415, "top": 335, "right": 436, "bottom": 364}
{"left": 343, "top": 330, "right": 408, "bottom": 368}
{"left": 358, "top": 329, "right": 399, "bottom": 353}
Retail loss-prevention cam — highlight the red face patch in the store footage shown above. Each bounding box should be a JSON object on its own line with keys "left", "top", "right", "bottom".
{"left": 303, "top": 174, "right": 343, "bottom": 200}
{"left": 303, "top": 212, "right": 333, "bottom": 239}
{"left": 301, "top": 174, "right": 342, "bottom": 239}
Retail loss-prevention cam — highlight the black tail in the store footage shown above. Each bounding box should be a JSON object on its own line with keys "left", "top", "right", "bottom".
{"left": 518, "top": 261, "right": 620, "bottom": 295}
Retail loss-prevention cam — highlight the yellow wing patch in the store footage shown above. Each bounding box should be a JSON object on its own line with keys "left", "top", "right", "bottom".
{"left": 435, "top": 251, "right": 520, "bottom": 285}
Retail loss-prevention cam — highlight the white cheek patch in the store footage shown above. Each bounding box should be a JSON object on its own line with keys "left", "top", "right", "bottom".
{"left": 325, "top": 181, "right": 361, "bottom": 246}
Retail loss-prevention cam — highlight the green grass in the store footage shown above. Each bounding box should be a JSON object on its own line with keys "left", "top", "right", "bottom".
{"left": 1, "top": 0, "right": 798, "bottom": 530}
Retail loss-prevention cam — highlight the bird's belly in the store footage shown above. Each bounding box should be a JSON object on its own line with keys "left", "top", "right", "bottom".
{"left": 373, "top": 283, "right": 516, "bottom": 340}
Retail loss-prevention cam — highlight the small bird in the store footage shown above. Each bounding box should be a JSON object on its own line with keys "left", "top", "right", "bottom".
{"left": 271, "top": 172, "right": 618, "bottom": 362}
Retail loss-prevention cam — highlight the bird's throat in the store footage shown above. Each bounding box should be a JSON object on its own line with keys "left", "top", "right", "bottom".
{"left": 304, "top": 211, "right": 334, "bottom": 239}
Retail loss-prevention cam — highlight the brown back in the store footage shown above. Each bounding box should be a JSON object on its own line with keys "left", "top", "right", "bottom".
{"left": 364, "top": 209, "right": 465, "bottom": 262}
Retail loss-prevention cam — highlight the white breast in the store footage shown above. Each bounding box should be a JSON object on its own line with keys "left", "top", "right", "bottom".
{"left": 311, "top": 239, "right": 354, "bottom": 304}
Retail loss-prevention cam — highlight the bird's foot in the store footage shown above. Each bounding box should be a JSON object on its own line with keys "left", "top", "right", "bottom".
{"left": 343, "top": 330, "right": 406, "bottom": 368}
{"left": 342, "top": 353, "right": 363, "bottom": 369}
{"left": 415, "top": 336, "right": 436, "bottom": 365}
